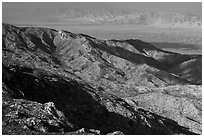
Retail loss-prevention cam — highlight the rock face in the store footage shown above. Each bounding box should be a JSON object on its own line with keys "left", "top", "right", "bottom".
{"left": 2, "top": 23, "right": 202, "bottom": 135}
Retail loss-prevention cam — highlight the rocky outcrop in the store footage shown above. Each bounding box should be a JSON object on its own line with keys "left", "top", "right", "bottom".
{"left": 2, "top": 23, "right": 201, "bottom": 135}
{"left": 2, "top": 99, "right": 74, "bottom": 133}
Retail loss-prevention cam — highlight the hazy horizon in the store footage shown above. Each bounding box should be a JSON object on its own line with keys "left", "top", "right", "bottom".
{"left": 3, "top": 2, "right": 202, "bottom": 25}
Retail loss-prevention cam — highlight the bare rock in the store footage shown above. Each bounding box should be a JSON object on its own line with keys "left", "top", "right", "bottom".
{"left": 107, "top": 131, "right": 124, "bottom": 135}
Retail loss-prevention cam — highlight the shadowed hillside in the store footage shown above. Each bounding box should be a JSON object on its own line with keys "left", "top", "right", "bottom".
{"left": 2, "top": 23, "right": 202, "bottom": 134}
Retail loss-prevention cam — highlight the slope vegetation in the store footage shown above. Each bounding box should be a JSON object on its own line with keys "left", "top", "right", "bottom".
{"left": 2, "top": 23, "right": 202, "bottom": 134}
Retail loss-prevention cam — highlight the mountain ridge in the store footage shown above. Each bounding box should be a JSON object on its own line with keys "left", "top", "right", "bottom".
{"left": 4, "top": 9, "right": 201, "bottom": 28}
{"left": 2, "top": 23, "right": 202, "bottom": 134}
{"left": 48, "top": 9, "right": 202, "bottom": 27}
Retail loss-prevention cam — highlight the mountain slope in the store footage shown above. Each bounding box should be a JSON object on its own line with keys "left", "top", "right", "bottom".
{"left": 2, "top": 23, "right": 202, "bottom": 134}
{"left": 124, "top": 85, "right": 202, "bottom": 134}
{"left": 168, "top": 56, "right": 202, "bottom": 84}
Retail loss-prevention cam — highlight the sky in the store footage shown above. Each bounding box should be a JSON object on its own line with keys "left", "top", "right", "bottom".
{"left": 2, "top": 2, "right": 202, "bottom": 25}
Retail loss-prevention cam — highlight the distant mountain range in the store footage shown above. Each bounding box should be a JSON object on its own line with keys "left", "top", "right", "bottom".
{"left": 53, "top": 9, "right": 201, "bottom": 27}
